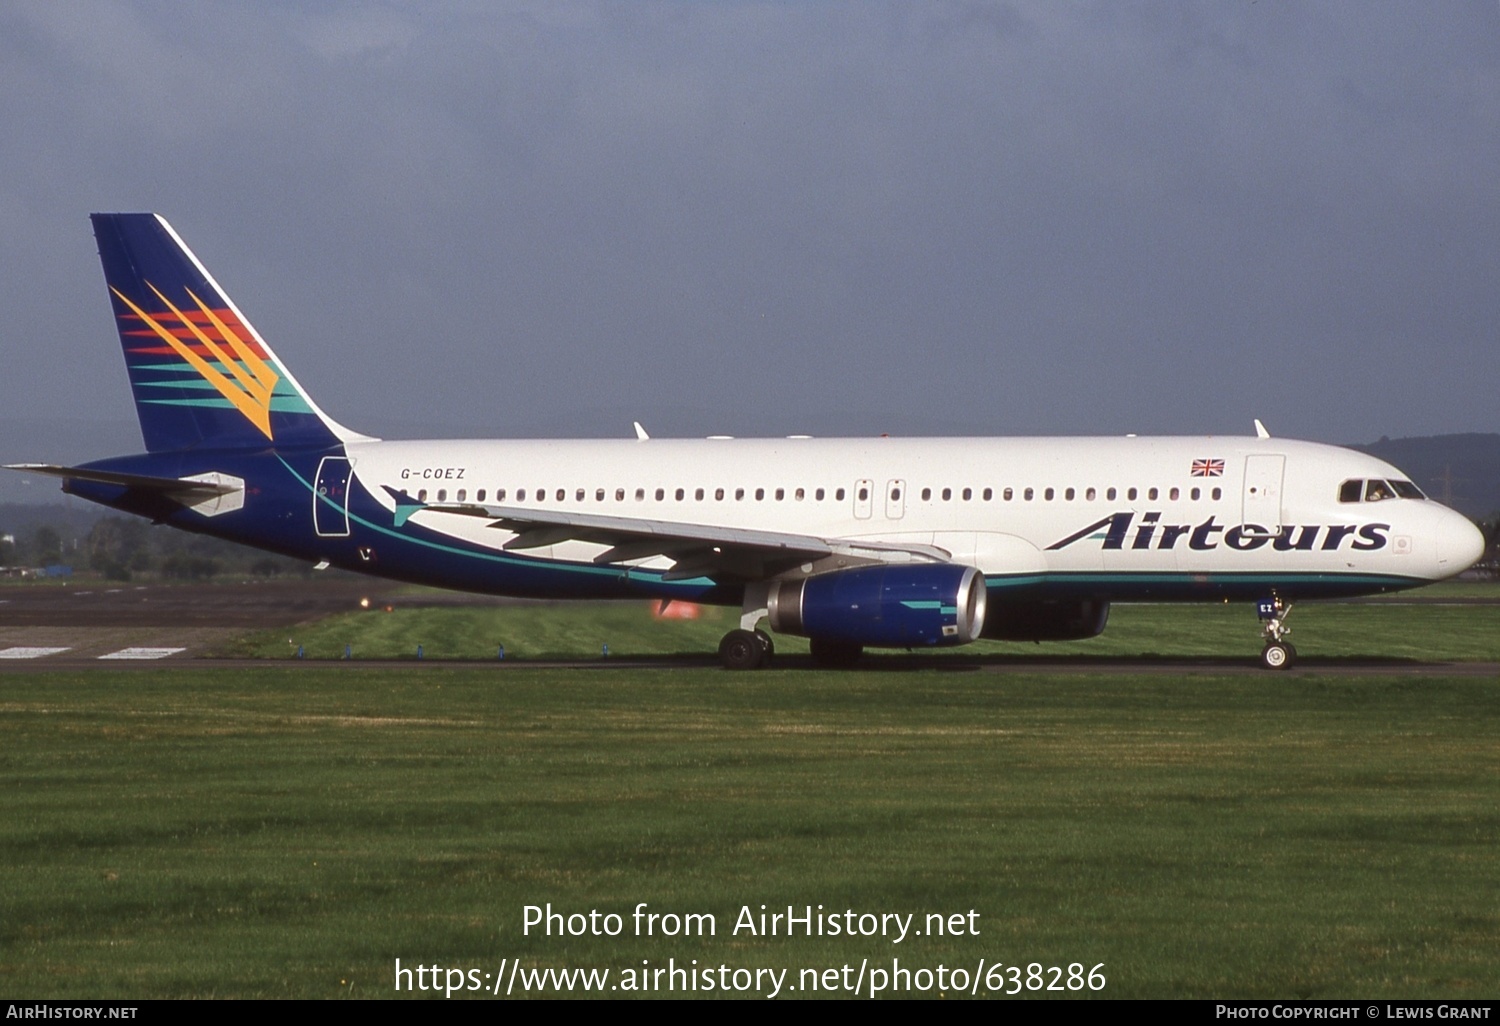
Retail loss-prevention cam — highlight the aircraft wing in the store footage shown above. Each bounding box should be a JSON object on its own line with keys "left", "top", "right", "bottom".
{"left": 388, "top": 489, "right": 952, "bottom": 581}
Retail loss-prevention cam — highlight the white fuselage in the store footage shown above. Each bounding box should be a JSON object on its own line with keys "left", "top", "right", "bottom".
{"left": 347, "top": 433, "right": 1482, "bottom": 597}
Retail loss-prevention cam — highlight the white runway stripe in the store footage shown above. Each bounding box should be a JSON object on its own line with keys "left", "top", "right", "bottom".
{"left": 0, "top": 647, "right": 72, "bottom": 659}
{"left": 97, "top": 647, "right": 187, "bottom": 660}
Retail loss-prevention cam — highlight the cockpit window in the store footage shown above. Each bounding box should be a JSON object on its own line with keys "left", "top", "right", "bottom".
{"left": 1340, "top": 478, "right": 1424, "bottom": 503}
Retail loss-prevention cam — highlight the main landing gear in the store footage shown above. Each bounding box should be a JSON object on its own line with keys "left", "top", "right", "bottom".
{"left": 1256, "top": 595, "right": 1296, "bottom": 670}
{"left": 718, "top": 628, "right": 774, "bottom": 670}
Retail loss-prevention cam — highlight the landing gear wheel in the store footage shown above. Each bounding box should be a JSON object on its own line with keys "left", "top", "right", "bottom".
{"left": 719, "top": 629, "right": 766, "bottom": 670}
{"left": 754, "top": 629, "right": 775, "bottom": 667}
{"left": 809, "top": 637, "right": 864, "bottom": 668}
{"left": 1260, "top": 642, "right": 1294, "bottom": 670}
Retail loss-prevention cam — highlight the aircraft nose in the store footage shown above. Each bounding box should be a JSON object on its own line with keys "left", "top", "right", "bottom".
{"left": 1435, "top": 510, "right": 1486, "bottom": 577}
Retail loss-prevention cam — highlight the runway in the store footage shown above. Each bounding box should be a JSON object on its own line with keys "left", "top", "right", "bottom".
{"left": 0, "top": 577, "right": 413, "bottom": 664}
{"left": 1, "top": 577, "right": 1496, "bottom": 676}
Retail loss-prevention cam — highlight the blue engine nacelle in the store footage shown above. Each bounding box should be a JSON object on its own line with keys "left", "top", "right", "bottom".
{"left": 766, "top": 564, "right": 988, "bottom": 648}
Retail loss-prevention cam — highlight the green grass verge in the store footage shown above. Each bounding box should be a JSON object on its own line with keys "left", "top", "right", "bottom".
{"left": 221, "top": 593, "right": 1500, "bottom": 663}
{"left": 2, "top": 667, "right": 1497, "bottom": 998}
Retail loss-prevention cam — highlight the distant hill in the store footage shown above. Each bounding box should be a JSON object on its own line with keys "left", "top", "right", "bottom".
{"left": 1349, "top": 434, "right": 1500, "bottom": 519}
{"left": 0, "top": 503, "right": 109, "bottom": 546}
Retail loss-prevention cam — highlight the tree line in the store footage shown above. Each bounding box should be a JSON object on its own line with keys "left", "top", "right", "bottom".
{"left": 1, "top": 515, "right": 312, "bottom": 581}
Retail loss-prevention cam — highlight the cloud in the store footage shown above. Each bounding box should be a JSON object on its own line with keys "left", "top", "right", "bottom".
{"left": 0, "top": 0, "right": 1497, "bottom": 453}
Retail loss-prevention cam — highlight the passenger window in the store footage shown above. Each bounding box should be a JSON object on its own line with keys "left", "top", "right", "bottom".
{"left": 1212, "top": 487, "right": 1222, "bottom": 500}
{"left": 982, "top": 487, "right": 992, "bottom": 501}
{"left": 616, "top": 488, "right": 625, "bottom": 501}
{"left": 942, "top": 488, "right": 952, "bottom": 501}
{"left": 1127, "top": 488, "right": 1137, "bottom": 501}
{"left": 1024, "top": 488, "right": 1034, "bottom": 501}
{"left": 437, "top": 489, "right": 447, "bottom": 502}
{"left": 1085, "top": 487, "right": 1096, "bottom": 501}
{"left": 1169, "top": 487, "right": 1179, "bottom": 501}
{"left": 735, "top": 488, "right": 745, "bottom": 500}
{"left": 962, "top": 487, "right": 972, "bottom": 501}
{"left": 796, "top": 487, "right": 805, "bottom": 501}
{"left": 1190, "top": 487, "right": 1200, "bottom": 500}
{"left": 756, "top": 488, "right": 765, "bottom": 500}
{"left": 417, "top": 489, "right": 428, "bottom": 502}
{"left": 635, "top": 488, "right": 645, "bottom": 501}
{"left": 675, "top": 488, "right": 685, "bottom": 501}
{"left": 715, "top": 488, "right": 724, "bottom": 501}
{"left": 922, "top": 487, "right": 932, "bottom": 501}
{"left": 1064, "top": 487, "right": 1074, "bottom": 501}
{"left": 655, "top": 488, "right": 665, "bottom": 501}
{"left": 857, "top": 486, "right": 868, "bottom": 501}
{"left": 1107, "top": 487, "right": 1117, "bottom": 501}
{"left": 1003, "top": 487, "right": 1013, "bottom": 501}
{"left": 1147, "top": 487, "right": 1158, "bottom": 500}
{"left": 457, "top": 489, "right": 466, "bottom": 502}
{"left": 516, "top": 489, "right": 526, "bottom": 501}
{"left": 815, "top": 488, "right": 825, "bottom": 501}
{"left": 776, "top": 488, "right": 785, "bottom": 501}
{"left": 836, "top": 488, "right": 846, "bottom": 501}
{"left": 557, "top": 489, "right": 566, "bottom": 502}
{"left": 497, "top": 489, "right": 506, "bottom": 501}
{"left": 596, "top": 488, "right": 605, "bottom": 501}
{"left": 1044, "top": 487, "right": 1054, "bottom": 501}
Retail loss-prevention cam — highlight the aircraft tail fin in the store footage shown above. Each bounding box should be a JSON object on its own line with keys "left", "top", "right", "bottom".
{"left": 91, "top": 213, "right": 367, "bottom": 453}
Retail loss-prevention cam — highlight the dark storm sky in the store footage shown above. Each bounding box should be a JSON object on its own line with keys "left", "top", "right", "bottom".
{"left": 2, "top": 1, "right": 1497, "bottom": 486}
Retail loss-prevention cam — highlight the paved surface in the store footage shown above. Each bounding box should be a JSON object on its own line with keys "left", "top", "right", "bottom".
{"left": 0, "top": 577, "right": 421, "bottom": 663}
{"left": 1, "top": 577, "right": 1496, "bottom": 675}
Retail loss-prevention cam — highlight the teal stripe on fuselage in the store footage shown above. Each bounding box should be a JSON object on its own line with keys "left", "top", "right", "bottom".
{"left": 983, "top": 569, "right": 1426, "bottom": 597}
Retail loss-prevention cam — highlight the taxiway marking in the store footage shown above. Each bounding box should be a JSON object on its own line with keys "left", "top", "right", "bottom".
{"left": 0, "top": 646, "right": 72, "bottom": 659}
{"left": 98, "top": 647, "right": 188, "bottom": 660}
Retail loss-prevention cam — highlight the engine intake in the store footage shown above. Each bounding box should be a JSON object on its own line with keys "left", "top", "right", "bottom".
{"left": 767, "top": 564, "right": 988, "bottom": 648}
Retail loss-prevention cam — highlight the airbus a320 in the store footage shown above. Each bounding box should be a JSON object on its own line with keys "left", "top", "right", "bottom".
{"left": 11, "top": 215, "right": 1485, "bottom": 669}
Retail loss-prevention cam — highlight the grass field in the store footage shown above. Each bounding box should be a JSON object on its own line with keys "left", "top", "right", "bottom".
{"left": 221, "top": 584, "right": 1500, "bottom": 664}
{"left": 3, "top": 658, "right": 1498, "bottom": 998}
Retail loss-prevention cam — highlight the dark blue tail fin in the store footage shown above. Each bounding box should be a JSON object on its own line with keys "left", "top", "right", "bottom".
{"left": 92, "top": 213, "right": 360, "bottom": 453}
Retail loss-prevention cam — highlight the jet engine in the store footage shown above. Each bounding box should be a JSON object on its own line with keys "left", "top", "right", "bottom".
{"left": 766, "top": 563, "right": 988, "bottom": 648}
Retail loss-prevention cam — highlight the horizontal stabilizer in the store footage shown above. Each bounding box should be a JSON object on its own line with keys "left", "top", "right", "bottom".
{"left": 5, "top": 463, "right": 237, "bottom": 495}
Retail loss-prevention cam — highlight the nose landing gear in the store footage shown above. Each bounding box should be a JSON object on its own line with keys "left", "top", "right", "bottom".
{"left": 1257, "top": 595, "right": 1296, "bottom": 670}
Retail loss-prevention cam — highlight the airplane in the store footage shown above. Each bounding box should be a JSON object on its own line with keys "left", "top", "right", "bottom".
{"left": 8, "top": 214, "right": 1486, "bottom": 670}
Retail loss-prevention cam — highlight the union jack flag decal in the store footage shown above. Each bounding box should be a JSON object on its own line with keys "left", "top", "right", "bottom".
{"left": 1191, "top": 458, "right": 1225, "bottom": 477}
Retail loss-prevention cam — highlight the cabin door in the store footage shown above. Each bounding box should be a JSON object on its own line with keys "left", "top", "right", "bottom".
{"left": 314, "top": 456, "right": 352, "bottom": 537}
{"left": 1241, "top": 455, "right": 1285, "bottom": 533}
